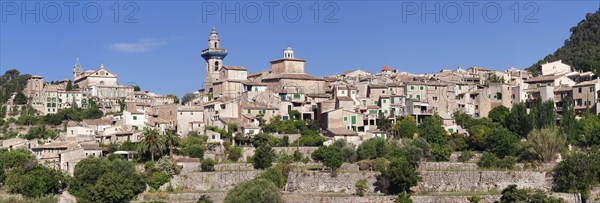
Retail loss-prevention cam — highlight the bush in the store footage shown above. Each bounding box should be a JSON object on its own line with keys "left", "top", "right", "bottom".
{"left": 224, "top": 179, "right": 283, "bottom": 203}
{"left": 395, "top": 192, "right": 413, "bottom": 203}
{"left": 478, "top": 152, "right": 516, "bottom": 169}
{"left": 258, "top": 165, "right": 289, "bottom": 189}
{"left": 197, "top": 195, "right": 213, "bottom": 203}
{"left": 459, "top": 151, "right": 475, "bottom": 162}
{"left": 355, "top": 179, "right": 368, "bottom": 196}
{"left": 227, "top": 146, "right": 243, "bottom": 162}
{"left": 253, "top": 145, "right": 274, "bottom": 169}
{"left": 429, "top": 144, "right": 452, "bottom": 162}
{"left": 293, "top": 150, "right": 303, "bottom": 162}
{"left": 312, "top": 145, "right": 344, "bottom": 171}
{"left": 468, "top": 195, "right": 481, "bottom": 203}
{"left": 377, "top": 157, "right": 420, "bottom": 194}
{"left": 155, "top": 157, "right": 179, "bottom": 177}
{"left": 357, "top": 138, "right": 388, "bottom": 160}
{"left": 4, "top": 165, "right": 68, "bottom": 198}
{"left": 188, "top": 144, "right": 206, "bottom": 159}
{"left": 201, "top": 158, "right": 216, "bottom": 172}
{"left": 552, "top": 152, "right": 600, "bottom": 201}
{"left": 147, "top": 171, "right": 169, "bottom": 190}
{"left": 70, "top": 157, "right": 146, "bottom": 203}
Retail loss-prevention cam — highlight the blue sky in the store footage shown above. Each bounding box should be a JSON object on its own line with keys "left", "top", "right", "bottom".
{"left": 1, "top": 1, "right": 598, "bottom": 97}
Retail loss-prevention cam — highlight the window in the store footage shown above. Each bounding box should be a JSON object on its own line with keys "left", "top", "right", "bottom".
{"left": 374, "top": 101, "right": 378, "bottom": 105}
{"left": 247, "top": 109, "right": 251, "bottom": 114}
{"left": 579, "top": 88, "right": 582, "bottom": 93}
{"left": 133, "top": 116, "right": 137, "bottom": 120}
{"left": 591, "top": 87, "right": 595, "bottom": 92}
{"left": 293, "top": 94, "right": 300, "bottom": 99}
{"left": 341, "top": 90, "right": 345, "bottom": 94}
{"left": 249, "top": 130, "right": 254, "bottom": 134}
{"left": 416, "top": 95, "right": 421, "bottom": 100}
{"left": 420, "top": 86, "right": 424, "bottom": 90}
{"left": 410, "top": 86, "right": 414, "bottom": 90}
{"left": 409, "top": 95, "right": 412, "bottom": 98}
{"left": 351, "top": 90, "right": 356, "bottom": 94}
{"left": 344, "top": 117, "right": 347, "bottom": 121}
{"left": 362, "top": 100, "right": 366, "bottom": 105}
{"left": 391, "top": 98, "right": 395, "bottom": 104}
{"left": 383, "top": 99, "right": 387, "bottom": 103}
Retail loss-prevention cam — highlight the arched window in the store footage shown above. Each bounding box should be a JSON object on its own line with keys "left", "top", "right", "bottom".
{"left": 214, "top": 61, "right": 219, "bottom": 71}
{"left": 214, "top": 42, "right": 217, "bottom": 48}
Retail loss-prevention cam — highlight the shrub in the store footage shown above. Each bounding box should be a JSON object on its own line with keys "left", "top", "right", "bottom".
{"left": 155, "top": 156, "right": 179, "bottom": 176}
{"left": 377, "top": 157, "right": 420, "bottom": 194}
{"left": 258, "top": 165, "right": 289, "bottom": 189}
{"left": 147, "top": 171, "right": 169, "bottom": 190}
{"left": 253, "top": 145, "right": 274, "bottom": 169}
{"left": 478, "top": 152, "right": 516, "bottom": 169}
{"left": 395, "top": 192, "right": 413, "bottom": 203}
{"left": 429, "top": 144, "right": 452, "bottom": 162}
{"left": 197, "top": 195, "right": 213, "bottom": 203}
{"left": 355, "top": 179, "right": 368, "bottom": 196}
{"left": 458, "top": 151, "right": 475, "bottom": 162}
{"left": 227, "top": 146, "right": 243, "bottom": 162}
{"left": 468, "top": 195, "right": 481, "bottom": 203}
{"left": 188, "top": 144, "right": 205, "bottom": 159}
{"left": 293, "top": 150, "right": 303, "bottom": 162}
{"left": 224, "top": 179, "right": 283, "bottom": 203}
{"left": 201, "top": 158, "right": 216, "bottom": 172}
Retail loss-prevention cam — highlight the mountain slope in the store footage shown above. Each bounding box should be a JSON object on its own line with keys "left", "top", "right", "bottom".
{"left": 528, "top": 9, "right": 600, "bottom": 75}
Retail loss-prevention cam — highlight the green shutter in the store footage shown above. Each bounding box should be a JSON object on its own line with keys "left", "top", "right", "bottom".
{"left": 351, "top": 116, "right": 356, "bottom": 125}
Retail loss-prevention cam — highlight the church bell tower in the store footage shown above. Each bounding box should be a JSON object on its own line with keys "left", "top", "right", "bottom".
{"left": 201, "top": 26, "right": 228, "bottom": 92}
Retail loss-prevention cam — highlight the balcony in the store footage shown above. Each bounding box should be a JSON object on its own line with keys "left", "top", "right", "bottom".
{"left": 201, "top": 48, "right": 228, "bottom": 59}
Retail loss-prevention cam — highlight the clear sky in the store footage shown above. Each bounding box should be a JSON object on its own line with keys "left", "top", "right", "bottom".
{"left": 1, "top": 1, "right": 598, "bottom": 97}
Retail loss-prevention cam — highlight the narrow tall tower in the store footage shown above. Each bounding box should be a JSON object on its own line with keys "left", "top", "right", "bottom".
{"left": 201, "top": 26, "right": 228, "bottom": 92}
{"left": 73, "top": 58, "right": 83, "bottom": 79}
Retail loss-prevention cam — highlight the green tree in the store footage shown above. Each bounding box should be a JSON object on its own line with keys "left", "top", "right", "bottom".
{"left": 166, "top": 94, "right": 179, "bottom": 104}
{"left": 147, "top": 171, "right": 169, "bottom": 190}
{"left": 484, "top": 127, "right": 519, "bottom": 158}
{"left": 253, "top": 145, "right": 274, "bottom": 169}
{"left": 13, "top": 92, "right": 27, "bottom": 105}
{"left": 4, "top": 165, "right": 68, "bottom": 198}
{"left": 201, "top": 158, "right": 216, "bottom": 172}
{"left": 378, "top": 157, "right": 421, "bottom": 194}
{"left": 181, "top": 92, "right": 197, "bottom": 105}
{"left": 70, "top": 157, "right": 146, "bottom": 203}
{"left": 394, "top": 117, "right": 418, "bottom": 139}
{"left": 488, "top": 105, "right": 510, "bottom": 125}
{"left": 377, "top": 116, "right": 392, "bottom": 132}
{"left": 133, "top": 86, "right": 141, "bottom": 91}
{"left": 525, "top": 127, "right": 566, "bottom": 163}
{"left": 356, "top": 138, "right": 389, "bottom": 160}
{"left": 224, "top": 179, "right": 283, "bottom": 203}
{"left": 560, "top": 96, "right": 580, "bottom": 144}
{"left": 289, "top": 110, "right": 301, "bottom": 120}
{"left": 506, "top": 102, "right": 532, "bottom": 138}
{"left": 227, "top": 146, "right": 243, "bottom": 162}
{"left": 258, "top": 165, "right": 289, "bottom": 189}
{"left": 162, "top": 131, "right": 179, "bottom": 159}
{"left": 65, "top": 80, "right": 73, "bottom": 91}
{"left": 418, "top": 115, "right": 446, "bottom": 146}
{"left": 139, "top": 128, "right": 164, "bottom": 162}
{"left": 552, "top": 152, "right": 600, "bottom": 200}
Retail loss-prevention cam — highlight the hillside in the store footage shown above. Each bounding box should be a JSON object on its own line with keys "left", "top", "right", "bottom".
{"left": 528, "top": 9, "right": 600, "bottom": 75}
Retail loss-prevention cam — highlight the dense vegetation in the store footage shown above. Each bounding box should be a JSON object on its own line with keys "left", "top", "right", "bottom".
{"left": 0, "top": 69, "right": 31, "bottom": 104}
{"left": 70, "top": 157, "right": 146, "bottom": 203}
{"left": 0, "top": 149, "right": 68, "bottom": 198}
{"left": 528, "top": 10, "right": 600, "bottom": 75}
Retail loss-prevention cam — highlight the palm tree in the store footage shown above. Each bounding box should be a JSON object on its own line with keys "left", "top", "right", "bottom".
{"left": 162, "top": 131, "right": 179, "bottom": 159}
{"left": 139, "top": 128, "right": 163, "bottom": 162}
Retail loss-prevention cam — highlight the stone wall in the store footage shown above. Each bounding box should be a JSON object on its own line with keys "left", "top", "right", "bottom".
{"left": 169, "top": 171, "right": 260, "bottom": 191}
{"left": 413, "top": 171, "right": 551, "bottom": 193}
{"left": 285, "top": 171, "right": 379, "bottom": 194}
{"left": 241, "top": 146, "right": 319, "bottom": 161}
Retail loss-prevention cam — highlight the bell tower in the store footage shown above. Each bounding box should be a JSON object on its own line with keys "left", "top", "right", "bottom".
{"left": 73, "top": 58, "right": 83, "bottom": 79}
{"left": 201, "top": 26, "right": 228, "bottom": 92}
